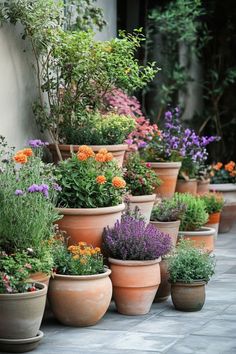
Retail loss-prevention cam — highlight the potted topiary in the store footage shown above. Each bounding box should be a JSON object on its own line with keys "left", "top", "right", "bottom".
{"left": 103, "top": 214, "right": 172, "bottom": 315}
{"left": 174, "top": 193, "right": 215, "bottom": 253}
{"left": 48, "top": 239, "right": 112, "bottom": 327}
{"left": 54, "top": 146, "right": 126, "bottom": 248}
{"left": 168, "top": 239, "right": 215, "bottom": 312}
{"left": 200, "top": 192, "right": 224, "bottom": 239}
{"left": 124, "top": 153, "right": 161, "bottom": 221}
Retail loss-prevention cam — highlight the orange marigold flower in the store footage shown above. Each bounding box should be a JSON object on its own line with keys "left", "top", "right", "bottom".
{"left": 13, "top": 153, "right": 28, "bottom": 164}
{"left": 23, "top": 148, "right": 33, "bottom": 157}
{"left": 77, "top": 152, "right": 88, "bottom": 161}
{"left": 96, "top": 175, "right": 107, "bottom": 184}
{"left": 95, "top": 153, "right": 106, "bottom": 162}
{"left": 213, "top": 162, "right": 223, "bottom": 170}
{"left": 225, "top": 161, "right": 235, "bottom": 172}
{"left": 78, "top": 145, "right": 94, "bottom": 158}
{"left": 94, "top": 247, "right": 101, "bottom": 253}
{"left": 112, "top": 176, "right": 126, "bottom": 189}
{"left": 105, "top": 153, "right": 113, "bottom": 162}
{"left": 98, "top": 148, "right": 108, "bottom": 155}
{"left": 73, "top": 255, "right": 80, "bottom": 260}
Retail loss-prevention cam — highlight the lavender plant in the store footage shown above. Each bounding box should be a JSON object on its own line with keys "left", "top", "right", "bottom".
{"left": 151, "top": 196, "right": 186, "bottom": 222}
{"left": 103, "top": 215, "right": 172, "bottom": 260}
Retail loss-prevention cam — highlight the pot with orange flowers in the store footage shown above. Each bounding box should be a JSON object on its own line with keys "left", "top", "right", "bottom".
{"left": 48, "top": 239, "right": 112, "bottom": 326}
{"left": 54, "top": 145, "right": 126, "bottom": 248}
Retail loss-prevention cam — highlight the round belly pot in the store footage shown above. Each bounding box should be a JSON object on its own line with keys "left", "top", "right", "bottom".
{"left": 108, "top": 257, "right": 161, "bottom": 315}
{"left": 56, "top": 203, "right": 125, "bottom": 248}
{"left": 205, "top": 212, "right": 221, "bottom": 240}
{"left": 218, "top": 203, "right": 236, "bottom": 233}
{"left": 153, "top": 259, "right": 170, "bottom": 302}
{"left": 209, "top": 183, "right": 236, "bottom": 203}
{"left": 150, "top": 220, "right": 180, "bottom": 247}
{"left": 127, "top": 194, "right": 156, "bottom": 222}
{"left": 178, "top": 227, "right": 215, "bottom": 253}
{"left": 48, "top": 269, "right": 112, "bottom": 327}
{"left": 0, "top": 282, "right": 47, "bottom": 339}
{"left": 48, "top": 144, "right": 128, "bottom": 167}
{"left": 197, "top": 179, "right": 210, "bottom": 195}
{"left": 171, "top": 281, "right": 206, "bottom": 312}
{"left": 148, "top": 162, "right": 181, "bottom": 199}
{"left": 175, "top": 179, "right": 197, "bottom": 195}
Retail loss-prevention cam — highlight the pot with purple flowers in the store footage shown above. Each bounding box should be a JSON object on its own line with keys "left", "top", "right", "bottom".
{"left": 103, "top": 214, "right": 172, "bottom": 315}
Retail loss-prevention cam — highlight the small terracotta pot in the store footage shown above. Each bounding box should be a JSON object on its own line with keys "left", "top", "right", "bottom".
{"left": 28, "top": 272, "right": 50, "bottom": 287}
{"left": 0, "top": 282, "right": 47, "bottom": 339}
{"left": 171, "top": 281, "right": 206, "bottom": 312}
{"left": 178, "top": 227, "right": 215, "bottom": 253}
{"left": 148, "top": 162, "right": 181, "bottom": 199}
{"left": 153, "top": 259, "right": 170, "bottom": 302}
{"left": 205, "top": 212, "right": 221, "bottom": 240}
{"left": 175, "top": 179, "right": 197, "bottom": 195}
{"left": 209, "top": 183, "right": 236, "bottom": 204}
{"left": 48, "top": 143, "right": 128, "bottom": 167}
{"left": 150, "top": 220, "right": 180, "bottom": 247}
{"left": 197, "top": 179, "right": 210, "bottom": 195}
{"left": 127, "top": 194, "right": 156, "bottom": 222}
{"left": 48, "top": 269, "right": 112, "bottom": 327}
{"left": 56, "top": 203, "right": 125, "bottom": 248}
{"left": 218, "top": 203, "right": 236, "bottom": 233}
{"left": 109, "top": 257, "right": 161, "bottom": 315}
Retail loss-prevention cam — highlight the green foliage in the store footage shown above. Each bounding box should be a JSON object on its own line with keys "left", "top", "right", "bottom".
{"left": 124, "top": 153, "right": 161, "bottom": 196}
{"left": 173, "top": 193, "right": 208, "bottom": 231}
{"left": 151, "top": 196, "right": 186, "bottom": 222}
{"left": 168, "top": 239, "right": 215, "bottom": 283}
{"left": 210, "top": 162, "right": 236, "bottom": 184}
{"left": 200, "top": 193, "right": 224, "bottom": 214}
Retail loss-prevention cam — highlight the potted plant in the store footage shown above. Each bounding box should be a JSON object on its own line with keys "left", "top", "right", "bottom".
{"left": 103, "top": 214, "right": 172, "bottom": 315}
{"left": 54, "top": 145, "right": 126, "bottom": 248}
{"left": 175, "top": 193, "right": 215, "bottom": 253}
{"left": 124, "top": 153, "right": 161, "bottom": 221}
{"left": 168, "top": 239, "right": 215, "bottom": 312}
{"left": 200, "top": 192, "right": 224, "bottom": 239}
{"left": 48, "top": 239, "right": 112, "bottom": 327}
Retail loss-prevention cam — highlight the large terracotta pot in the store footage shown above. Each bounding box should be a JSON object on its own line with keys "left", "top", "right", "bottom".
{"left": 150, "top": 220, "right": 180, "bottom": 247}
{"left": 0, "top": 282, "right": 47, "bottom": 339}
{"left": 209, "top": 183, "right": 236, "bottom": 203}
{"left": 178, "top": 227, "right": 215, "bottom": 253}
{"left": 175, "top": 179, "right": 197, "bottom": 195}
{"left": 197, "top": 179, "right": 210, "bottom": 195}
{"left": 56, "top": 203, "right": 125, "bottom": 248}
{"left": 127, "top": 194, "right": 156, "bottom": 222}
{"left": 205, "top": 212, "right": 221, "bottom": 240}
{"left": 153, "top": 259, "right": 170, "bottom": 302}
{"left": 171, "top": 281, "right": 206, "bottom": 312}
{"left": 148, "top": 162, "right": 181, "bottom": 199}
{"left": 109, "top": 257, "right": 161, "bottom": 315}
{"left": 48, "top": 143, "right": 128, "bottom": 167}
{"left": 48, "top": 269, "right": 112, "bottom": 327}
{"left": 218, "top": 203, "right": 236, "bottom": 233}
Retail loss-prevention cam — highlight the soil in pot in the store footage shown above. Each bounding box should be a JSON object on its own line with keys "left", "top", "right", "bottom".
{"left": 171, "top": 281, "right": 206, "bottom": 312}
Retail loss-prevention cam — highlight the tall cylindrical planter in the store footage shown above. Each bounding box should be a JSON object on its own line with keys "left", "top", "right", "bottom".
{"left": 178, "top": 227, "right": 215, "bottom": 253}
{"left": 148, "top": 162, "right": 181, "bottom": 199}
{"left": 48, "top": 269, "right": 112, "bottom": 327}
{"left": 205, "top": 212, "right": 221, "bottom": 240}
{"left": 171, "top": 281, "right": 206, "bottom": 312}
{"left": 48, "top": 144, "right": 128, "bottom": 167}
{"left": 175, "top": 179, "right": 197, "bottom": 195}
{"left": 150, "top": 220, "right": 180, "bottom": 247}
{"left": 109, "top": 258, "right": 161, "bottom": 315}
{"left": 56, "top": 203, "right": 125, "bottom": 248}
{"left": 197, "top": 180, "right": 210, "bottom": 195}
{"left": 127, "top": 194, "right": 156, "bottom": 222}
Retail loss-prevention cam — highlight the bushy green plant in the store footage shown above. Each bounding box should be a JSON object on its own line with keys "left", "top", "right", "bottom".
{"left": 168, "top": 239, "right": 215, "bottom": 283}
{"left": 54, "top": 146, "right": 126, "bottom": 208}
{"left": 200, "top": 192, "right": 224, "bottom": 214}
{"left": 124, "top": 153, "right": 161, "bottom": 196}
{"left": 151, "top": 196, "right": 186, "bottom": 222}
{"left": 173, "top": 193, "right": 208, "bottom": 231}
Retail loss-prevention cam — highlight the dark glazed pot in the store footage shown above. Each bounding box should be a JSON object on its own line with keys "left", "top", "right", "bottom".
{"left": 171, "top": 281, "right": 206, "bottom": 312}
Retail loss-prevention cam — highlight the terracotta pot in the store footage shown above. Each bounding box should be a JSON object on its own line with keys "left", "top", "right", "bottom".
{"left": 28, "top": 272, "right": 50, "bottom": 287}
{"left": 205, "top": 212, "right": 221, "bottom": 240}
{"left": 171, "top": 281, "right": 206, "bottom": 312}
{"left": 150, "top": 220, "right": 180, "bottom": 247}
{"left": 148, "top": 162, "right": 181, "bottom": 199}
{"left": 127, "top": 194, "right": 156, "bottom": 222}
{"left": 209, "top": 183, "right": 236, "bottom": 204}
{"left": 153, "top": 259, "right": 170, "bottom": 302}
{"left": 48, "top": 143, "right": 128, "bottom": 167}
{"left": 175, "top": 179, "right": 197, "bottom": 195}
{"left": 109, "top": 257, "right": 161, "bottom": 315}
{"left": 178, "top": 227, "right": 215, "bottom": 253}
{"left": 56, "top": 203, "right": 125, "bottom": 248}
{"left": 218, "top": 203, "right": 236, "bottom": 233}
{"left": 197, "top": 179, "right": 210, "bottom": 195}
{"left": 0, "top": 282, "right": 47, "bottom": 339}
{"left": 48, "top": 268, "right": 112, "bottom": 327}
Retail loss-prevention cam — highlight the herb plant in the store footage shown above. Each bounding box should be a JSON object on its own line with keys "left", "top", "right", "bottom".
{"left": 151, "top": 196, "right": 186, "bottom": 222}
{"left": 200, "top": 193, "right": 224, "bottom": 214}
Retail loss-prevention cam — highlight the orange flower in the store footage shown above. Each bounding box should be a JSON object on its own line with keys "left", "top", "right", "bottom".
{"left": 225, "top": 161, "right": 235, "bottom": 172}
{"left": 105, "top": 153, "right": 113, "bottom": 162}
{"left": 94, "top": 247, "right": 101, "bottom": 253}
{"left": 112, "top": 176, "right": 126, "bottom": 189}
{"left": 22, "top": 148, "right": 33, "bottom": 157}
{"left": 78, "top": 145, "right": 94, "bottom": 158}
{"left": 98, "top": 148, "right": 108, "bottom": 155}
{"left": 96, "top": 175, "right": 107, "bottom": 184}
{"left": 95, "top": 153, "right": 106, "bottom": 162}
{"left": 13, "top": 153, "right": 28, "bottom": 164}
{"left": 230, "top": 170, "right": 236, "bottom": 177}
{"left": 77, "top": 152, "right": 88, "bottom": 161}
{"left": 213, "top": 162, "right": 223, "bottom": 170}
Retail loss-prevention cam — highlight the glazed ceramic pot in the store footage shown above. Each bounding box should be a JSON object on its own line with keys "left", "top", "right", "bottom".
{"left": 218, "top": 203, "right": 236, "bottom": 233}
{"left": 150, "top": 220, "right": 180, "bottom": 247}
{"left": 0, "top": 282, "right": 47, "bottom": 339}
{"left": 127, "top": 194, "right": 156, "bottom": 222}
{"left": 48, "top": 268, "right": 112, "bottom": 327}
{"left": 178, "top": 227, "right": 215, "bottom": 253}
{"left": 148, "top": 162, "right": 181, "bottom": 199}
{"left": 175, "top": 179, "right": 197, "bottom": 195}
{"left": 109, "top": 257, "right": 161, "bottom": 315}
{"left": 153, "top": 259, "right": 170, "bottom": 302}
{"left": 205, "top": 212, "right": 221, "bottom": 240}
{"left": 171, "top": 281, "right": 206, "bottom": 312}
{"left": 197, "top": 179, "right": 210, "bottom": 195}
{"left": 209, "top": 183, "right": 236, "bottom": 203}
{"left": 48, "top": 143, "right": 128, "bottom": 167}
{"left": 56, "top": 203, "right": 125, "bottom": 248}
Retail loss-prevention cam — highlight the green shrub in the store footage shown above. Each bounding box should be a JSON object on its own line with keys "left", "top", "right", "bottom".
{"left": 200, "top": 192, "right": 224, "bottom": 214}
{"left": 151, "top": 195, "right": 186, "bottom": 222}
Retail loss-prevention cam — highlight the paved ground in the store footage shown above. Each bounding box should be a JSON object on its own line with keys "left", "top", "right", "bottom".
{"left": 34, "top": 224, "right": 236, "bottom": 354}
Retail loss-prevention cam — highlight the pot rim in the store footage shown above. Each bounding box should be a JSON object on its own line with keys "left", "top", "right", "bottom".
{"left": 178, "top": 226, "right": 215, "bottom": 237}
{"left": 48, "top": 143, "right": 128, "bottom": 151}
{"left": 150, "top": 219, "right": 181, "bottom": 225}
{"left": 56, "top": 203, "right": 125, "bottom": 215}
{"left": 51, "top": 267, "right": 111, "bottom": 281}
{"left": 108, "top": 257, "right": 161, "bottom": 266}
{"left": 209, "top": 183, "right": 236, "bottom": 192}
{"left": 170, "top": 280, "right": 206, "bottom": 286}
{"left": 0, "top": 282, "right": 47, "bottom": 300}
{"left": 147, "top": 161, "right": 181, "bottom": 168}
{"left": 128, "top": 194, "right": 156, "bottom": 202}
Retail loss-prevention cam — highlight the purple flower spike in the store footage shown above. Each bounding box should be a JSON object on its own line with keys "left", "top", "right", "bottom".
{"left": 38, "top": 184, "right": 49, "bottom": 198}
{"left": 15, "top": 189, "right": 24, "bottom": 196}
{"left": 28, "top": 184, "right": 39, "bottom": 193}
{"left": 52, "top": 183, "right": 62, "bottom": 192}
{"left": 27, "top": 139, "right": 49, "bottom": 148}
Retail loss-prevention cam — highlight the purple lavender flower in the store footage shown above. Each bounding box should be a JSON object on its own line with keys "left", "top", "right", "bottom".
{"left": 52, "top": 183, "right": 62, "bottom": 192}
{"left": 27, "top": 139, "right": 49, "bottom": 148}
{"left": 38, "top": 184, "right": 49, "bottom": 198}
{"left": 138, "top": 141, "right": 148, "bottom": 148}
{"left": 28, "top": 184, "right": 40, "bottom": 193}
{"left": 15, "top": 189, "right": 24, "bottom": 196}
